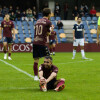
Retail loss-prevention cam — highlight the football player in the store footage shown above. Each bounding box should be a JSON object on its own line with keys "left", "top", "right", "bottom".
{"left": 72, "top": 17, "right": 87, "bottom": 59}
{"left": 33, "top": 8, "right": 52, "bottom": 81}
{"left": 97, "top": 16, "right": 100, "bottom": 45}
{"left": 39, "top": 56, "right": 65, "bottom": 92}
{"left": 0, "top": 14, "right": 15, "bottom": 60}
{"left": 49, "top": 25, "right": 58, "bottom": 55}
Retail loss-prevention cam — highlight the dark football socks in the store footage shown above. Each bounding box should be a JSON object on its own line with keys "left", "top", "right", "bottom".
{"left": 4, "top": 50, "right": 7, "bottom": 54}
{"left": 53, "top": 47, "right": 55, "bottom": 52}
{"left": 50, "top": 48, "right": 52, "bottom": 53}
{"left": 33, "top": 62, "right": 38, "bottom": 76}
{"left": 8, "top": 53, "right": 11, "bottom": 57}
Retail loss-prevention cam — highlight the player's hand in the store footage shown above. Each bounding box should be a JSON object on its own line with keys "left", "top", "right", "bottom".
{"left": 40, "top": 77, "right": 46, "bottom": 84}
{"left": 13, "top": 35, "right": 16, "bottom": 40}
{"left": 0, "top": 35, "right": 2, "bottom": 40}
{"left": 56, "top": 41, "right": 58, "bottom": 44}
{"left": 97, "top": 40, "right": 99, "bottom": 46}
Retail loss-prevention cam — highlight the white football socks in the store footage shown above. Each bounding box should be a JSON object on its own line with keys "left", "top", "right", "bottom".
{"left": 81, "top": 50, "right": 85, "bottom": 58}
{"left": 73, "top": 50, "right": 76, "bottom": 58}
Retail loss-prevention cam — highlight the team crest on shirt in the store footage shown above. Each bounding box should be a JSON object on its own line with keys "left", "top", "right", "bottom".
{"left": 76, "top": 26, "right": 78, "bottom": 29}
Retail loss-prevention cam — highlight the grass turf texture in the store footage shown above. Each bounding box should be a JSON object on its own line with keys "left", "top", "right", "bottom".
{"left": 0, "top": 52, "right": 100, "bottom": 100}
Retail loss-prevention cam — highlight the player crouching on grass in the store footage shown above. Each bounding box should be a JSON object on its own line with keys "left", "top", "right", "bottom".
{"left": 39, "top": 56, "right": 65, "bottom": 92}
{"left": 49, "top": 25, "right": 58, "bottom": 55}
{"left": 0, "top": 14, "right": 15, "bottom": 60}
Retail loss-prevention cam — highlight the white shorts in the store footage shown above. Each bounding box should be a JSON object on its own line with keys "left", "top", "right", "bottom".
{"left": 73, "top": 38, "right": 84, "bottom": 46}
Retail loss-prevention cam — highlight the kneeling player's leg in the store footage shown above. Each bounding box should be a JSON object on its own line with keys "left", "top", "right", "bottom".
{"left": 54, "top": 78, "right": 65, "bottom": 91}
{"left": 3, "top": 42, "right": 7, "bottom": 59}
{"left": 33, "top": 58, "right": 39, "bottom": 80}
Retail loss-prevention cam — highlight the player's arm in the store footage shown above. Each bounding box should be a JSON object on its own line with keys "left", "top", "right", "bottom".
{"left": 83, "top": 29, "right": 85, "bottom": 41}
{"left": 47, "top": 36, "right": 49, "bottom": 43}
{"left": 39, "top": 70, "right": 43, "bottom": 79}
{"left": 56, "top": 35, "right": 58, "bottom": 44}
{"left": 46, "top": 72, "right": 57, "bottom": 83}
{"left": 12, "top": 28, "right": 16, "bottom": 40}
{"left": 97, "top": 25, "right": 100, "bottom": 43}
{"left": 0, "top": 26, "right": 2, "bottom": 40}
{"left": 73, "top": 30, "right": 75, "bottom": 40}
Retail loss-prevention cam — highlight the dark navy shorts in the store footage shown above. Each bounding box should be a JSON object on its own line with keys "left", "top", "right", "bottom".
{"left": 33, "top": 44, "right": 50, "bottom": 58}
{"left": 49, "top": 40, "right": 56, "bottom": 45}
{"left": 3, "top": 37, "right": 13, "bottom": 44}
{"left": 47, "top": 79, "right": 58, "bottom": 90}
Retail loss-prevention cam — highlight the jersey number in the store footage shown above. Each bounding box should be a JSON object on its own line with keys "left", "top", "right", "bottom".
{"left": 36, "top": 25, "right": 43, "bottom": 35}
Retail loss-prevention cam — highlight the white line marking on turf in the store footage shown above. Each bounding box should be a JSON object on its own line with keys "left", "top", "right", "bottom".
{"left": 24, "top": 58, "right": 94, "bottom": 65}
{"left": 0, "top": 87, "right": 36, "bottom": 90}
{"left": 0, "top": 59, "right": 34, "bottom": 78}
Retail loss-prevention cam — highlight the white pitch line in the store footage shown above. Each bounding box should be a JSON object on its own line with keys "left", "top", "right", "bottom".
{"left": 0, "top": 59, "right": 34, "bottom": 79}
{"left": 24, "top": 58, "right": 94, "bottom": 65}
{"left": 0, "top": 87, "right": 36, "bottom": 90}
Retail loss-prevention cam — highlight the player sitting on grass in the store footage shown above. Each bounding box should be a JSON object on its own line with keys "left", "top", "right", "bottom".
{"left": 39, "top": 56, "right": 65, "bottom": 92}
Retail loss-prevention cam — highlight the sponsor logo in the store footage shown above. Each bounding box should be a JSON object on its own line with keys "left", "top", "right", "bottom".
{"left": 0, "top": 44, "right": 32, "bottom": 52}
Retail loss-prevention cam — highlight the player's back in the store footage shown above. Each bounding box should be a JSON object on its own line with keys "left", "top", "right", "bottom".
{"left": 33, "top": 18, "right": 51, "bottom": 45}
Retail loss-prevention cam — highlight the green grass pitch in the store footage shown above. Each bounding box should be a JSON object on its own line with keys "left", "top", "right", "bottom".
{"left": 0, "top": 52, "right": 100, "bottom": 100}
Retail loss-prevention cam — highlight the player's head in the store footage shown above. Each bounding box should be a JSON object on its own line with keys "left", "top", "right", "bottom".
{"left": 43, "top": 8, "right": 51, "bottom": 19}
{"left": 5, "top": 14, "right": 10, "bottom": 20}
{"left": 44, "top": 56, "right": 52, "bottom": 68}
{"left": 77, "top": 17, "right": 81, "bottom": 24}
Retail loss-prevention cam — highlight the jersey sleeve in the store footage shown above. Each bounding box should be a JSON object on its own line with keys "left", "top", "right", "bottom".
{"left": 0, "top": 21, "right": 3, "bottom": 28}
{"left": 39, "top": 65, "right": 43, "bottom": 72}
{"left": 11, "top": 22, "right": 14, "bottom": 28}
{"left": 98, "top": 17, "right": 100, "bottom": 26}
{"left": 82, "top": 24, "right": 84, "bottom": 29}
{"left": 52, "top": 66, "right": 58, "bottom": 73}
{"left": 47, "top": 21, "right": 52, "bottom": 32}
{"left": 73, "top": 24, "right": 76, "bottom": 30}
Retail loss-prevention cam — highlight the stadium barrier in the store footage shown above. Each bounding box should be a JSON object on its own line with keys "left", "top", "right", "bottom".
{"left": 0, "top": 43, "right": 100, "bottom": 52}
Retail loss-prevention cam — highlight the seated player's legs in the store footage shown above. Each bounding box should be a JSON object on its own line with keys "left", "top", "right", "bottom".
{"left": 54, "top": 78, "right": 65, "bottom": 92}
{"left": 39, "top": 77, "right": 47, "bottom": 92}
{"left": 3, "top": 37, "right": 8, "bottom": 59}
{"left": 45, "top": 78, "right": 65, "bottom": 92}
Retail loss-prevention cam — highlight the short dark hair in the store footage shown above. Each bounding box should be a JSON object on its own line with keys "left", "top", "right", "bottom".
{"left": 5, "top": 13, "right": 9, "bottom": 16}
{"left": 77, "top": 17, "right": 81, "bottom": 20}
{"left": 45, "top": 56, "right": 52, "bottom": 61}
{"left": 43, "top": 8, "right": 51, "bottom": 17}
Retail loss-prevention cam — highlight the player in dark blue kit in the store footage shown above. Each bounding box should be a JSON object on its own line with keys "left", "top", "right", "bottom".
{"left": 72, "top": 17, "right": 87, "bottom": 59}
